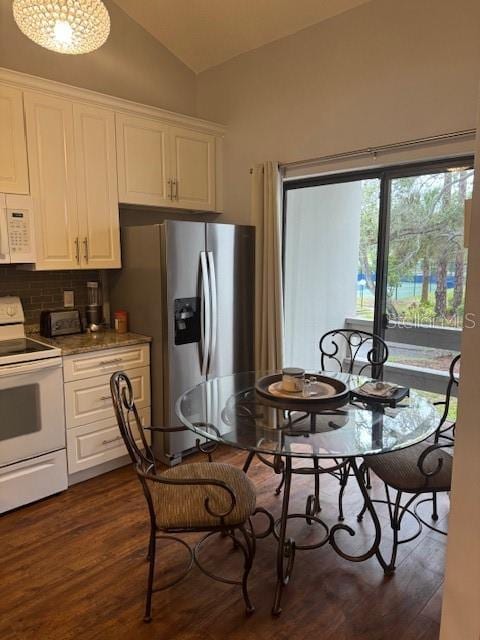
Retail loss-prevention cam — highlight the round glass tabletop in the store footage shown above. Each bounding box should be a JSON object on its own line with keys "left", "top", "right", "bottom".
{"left": 176, "top": 371, "right": 439, "bottom": 459}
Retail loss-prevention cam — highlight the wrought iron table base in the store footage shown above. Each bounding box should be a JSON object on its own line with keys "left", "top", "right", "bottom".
{"left": 271, "top": 456, "right": 389, "bottom": 616}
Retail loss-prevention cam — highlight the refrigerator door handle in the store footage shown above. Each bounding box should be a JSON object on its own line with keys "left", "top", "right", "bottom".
{"left": 200, "top": 251, "right": 211, "bottom": 376}
{"left": 207, "top": 251, "right": 217, "bottom": 374}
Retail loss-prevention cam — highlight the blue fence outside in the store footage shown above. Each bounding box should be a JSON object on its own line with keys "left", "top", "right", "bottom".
{"left": 357, "top": 271, "right": 460, "bottom": 302}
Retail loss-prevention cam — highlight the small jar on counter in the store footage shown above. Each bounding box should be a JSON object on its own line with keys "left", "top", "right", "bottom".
{"left": 114, "top": 310, "right": 128, "bottom": 334}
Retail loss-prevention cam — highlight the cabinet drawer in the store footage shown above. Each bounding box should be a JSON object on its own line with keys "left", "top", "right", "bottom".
{"left": 65, "top": 366, "right": 150, "bottom": 429}
{"left": 67, "top": 407, "right": 151, "bottom": 474}
{"left": 63, "top": 344, "right": 150, "bottom": 382}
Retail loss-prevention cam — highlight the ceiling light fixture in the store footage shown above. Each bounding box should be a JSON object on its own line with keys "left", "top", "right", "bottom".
{"left": 13, "top": 0, "right": 110, "bottom": 55}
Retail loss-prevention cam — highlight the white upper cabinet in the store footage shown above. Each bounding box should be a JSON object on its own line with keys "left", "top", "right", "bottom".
{"left": 0, "top": 67, "right": 225, "bottom": 270}
{"left": 116, "top": 113, "right": 222, "bottom": 212}
{"left": 0, "top": 84, "right": 29, "bottom": 194}
{"left": 24, "top": 91, "right": 80, "bottom": 270}
{"left": 24, "top": 91, "right": 120, "bottom": 270}
{"left": 169, "top": 127, "right": 216, "bottom": 211}
{"left": 116, "top": 114, "right": 171, "bottom": 207}
{"left": 73, "top": 103, "right": 120, "bottom": 268}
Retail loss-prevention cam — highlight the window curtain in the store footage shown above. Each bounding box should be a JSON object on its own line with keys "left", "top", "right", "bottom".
{"left": 251, "top": 161, "right": 284, "bottom": 372}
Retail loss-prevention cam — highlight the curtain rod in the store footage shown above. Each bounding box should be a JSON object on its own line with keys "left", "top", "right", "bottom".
{"left": 249, "top": 129, "right": 476, "bottom": 174}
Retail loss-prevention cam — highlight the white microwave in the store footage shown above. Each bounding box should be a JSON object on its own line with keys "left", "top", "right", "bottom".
{"left": 0, "top": 193, "right": 36, "bottom": 264}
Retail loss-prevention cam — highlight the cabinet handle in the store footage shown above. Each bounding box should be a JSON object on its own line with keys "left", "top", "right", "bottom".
{"left": 167, "top": 178, "right": 172, "bottom": 200}
{"left": 83, "top": 237, "right": 88, "bottom": 263}
{"left": 101, "top": 435, "right": 123, "bottom": 445}
{"left": 173, "top": 178, "right": 178, "bottom": 200}
{"left": 99, "top": 358, "right": 123, "bottom": 366}
{"left": 74, "top": 238, "right": 80, "bottom": 265}
{"left": 99, "top": 395, "right": 111, "bottom": 401}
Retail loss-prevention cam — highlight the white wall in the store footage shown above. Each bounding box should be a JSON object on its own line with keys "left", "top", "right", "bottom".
{"left": 284, "top": 182, "right": 361, "bottom": 369}
{"left": 0, "top": 0, "right": 196, "bottom": 116}
{"left": 440, "top": 95, "right": 480, "bottom": 640}
{"left": 197, "top": 0, "right": 480, "bottom": 223}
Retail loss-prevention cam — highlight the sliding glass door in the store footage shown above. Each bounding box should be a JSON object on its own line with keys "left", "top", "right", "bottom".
{"left": 283, "top": 176, "right": 380, "bottom": 371}
{"left": 283, "top": 157, "right": 474, "bottom": 392}
{"left": 382, "top": 166, "right": 474, "bottom": 382}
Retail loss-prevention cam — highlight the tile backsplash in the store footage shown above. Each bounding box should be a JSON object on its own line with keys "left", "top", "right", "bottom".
{"left": 0, "top": 266, "right": 100, "bottom": 328}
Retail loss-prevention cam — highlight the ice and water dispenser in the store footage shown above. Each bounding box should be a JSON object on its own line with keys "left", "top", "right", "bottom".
{"left": 174, "top": 298, "right": 201, "bottom": 345}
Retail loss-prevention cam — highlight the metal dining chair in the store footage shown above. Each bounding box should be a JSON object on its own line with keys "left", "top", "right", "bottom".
{"left": 360, "top": 354, "right": 459, "bottom": 573}
{"left": 110, "top": 371, "right": 258, "bottom": 622}
{"left": 318, "top": 329, "right": 389, "bottom": 520}
{"left": 319, "top": 328, "right": 389, "bottom": 377}
{"left": 270, "top": 329, "right": 389, "bottom": 521}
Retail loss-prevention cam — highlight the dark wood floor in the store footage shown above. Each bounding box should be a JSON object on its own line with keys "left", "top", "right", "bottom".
{"left": 1, "top": 446, "right": 448, "bottom": 640}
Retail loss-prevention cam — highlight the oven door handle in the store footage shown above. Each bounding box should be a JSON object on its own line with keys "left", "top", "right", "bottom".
{"left": 0, "top": 358, "right": 62, "bottom": 378}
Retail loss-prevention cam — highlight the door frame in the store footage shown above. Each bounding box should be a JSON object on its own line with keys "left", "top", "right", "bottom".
{"left": 283, "top": 155, "right": 475, "bottom": 376}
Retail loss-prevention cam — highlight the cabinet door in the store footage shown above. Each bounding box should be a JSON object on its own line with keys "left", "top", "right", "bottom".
{"left": 24, "top": 91, "right": 80, "bottom": 269}
{"left": 74, "top": 104, "right": 121, "bottom": 268}
{"left": 66, "top": 407, "right": 150, "bottom": 474}
{"left": 116, "top": 113, "right": 171, "bottom": 206}
{"left": 170, "top": 127, "right": 216, "bottom": 211}
{"left": 64, "top": 366, "right": 150, "bottom": 429}
{"left": 0, "top": 85, "right": 29, "bottom": 194}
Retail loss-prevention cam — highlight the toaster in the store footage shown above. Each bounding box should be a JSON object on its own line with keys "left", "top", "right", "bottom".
{"left": 40, "top": 309, "right": 83, "bottom": 338}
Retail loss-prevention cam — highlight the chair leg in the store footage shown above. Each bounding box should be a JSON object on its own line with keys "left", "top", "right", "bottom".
{"left": 243, "top": 450, "right": 255, "bottom": 474}
{"left": 227, "top": 528, "right": 240, "bottom": 549}
{"left": 238, "top": 524, "right": 255, "bottom": 615}
{"left": 356, "top": 463, "right": 374, "bottom": 521}
{"left": 386, "top": 488, "right": 402, "bottom": 574}
{"left": 146, "top": 526, "right": 154, "bottom": 561}
{"left": 275, "top": 470, "right": 286, "bottom": 496}
{"left": 357, "top": 495, "right": 368, "bottom": 522}
{"left": 365, "top": 467, "right": 372, "bottom": 490}
{"left": 431, "top": 492, "right": 439, "bottom": 521}
{"left": 338, "top": 461, "right": 350, "bottom": 521}
{"left": 144, "top": 526, "right": 156, "bottom": 623}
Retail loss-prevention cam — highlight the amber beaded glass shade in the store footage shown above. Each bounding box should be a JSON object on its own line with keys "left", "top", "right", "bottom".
{"left": 13, "top": 0, "right": 110, "bottom": 55}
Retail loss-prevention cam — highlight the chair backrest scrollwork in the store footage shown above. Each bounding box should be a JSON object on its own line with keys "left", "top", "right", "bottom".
{"left": 435, "top": 353, "right": 460, "bottom": 442}
{"left": 319, "top": 329, "right": 389, "bottom": 378}
{"left": 110, "top": 370, "right": 156, "bottom": 474}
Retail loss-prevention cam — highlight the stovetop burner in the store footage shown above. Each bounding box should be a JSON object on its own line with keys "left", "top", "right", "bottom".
{"left": 0, "top": 338, "right": 55, "bottom": 358}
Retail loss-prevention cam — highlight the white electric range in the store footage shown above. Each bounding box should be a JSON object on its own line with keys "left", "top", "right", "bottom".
{"left": 0, "top": 297, "right": 67, "bottom": 513}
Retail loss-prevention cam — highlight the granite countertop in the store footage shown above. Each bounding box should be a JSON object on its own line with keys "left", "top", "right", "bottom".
{"left": 31, "top": 330, "right": 152, "bottom": 356}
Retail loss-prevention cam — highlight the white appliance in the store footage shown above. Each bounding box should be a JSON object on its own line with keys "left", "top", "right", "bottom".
{"left": 0, "top": 194, "right": 36, "bottom": 264}
{"left": 0, "top": 297, "right": 67, "bottom": 513}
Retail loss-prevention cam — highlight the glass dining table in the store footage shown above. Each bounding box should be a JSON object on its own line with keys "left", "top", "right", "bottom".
{"left": 176, "top": 371, "right": 439, "bottom": 615}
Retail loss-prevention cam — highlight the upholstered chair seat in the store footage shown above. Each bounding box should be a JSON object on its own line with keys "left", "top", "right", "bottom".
{"left": 148, "top": 462, "right": 257, "bottom": 529}
{"left": 365, "top": 442, "right": 453, "bottom": 493}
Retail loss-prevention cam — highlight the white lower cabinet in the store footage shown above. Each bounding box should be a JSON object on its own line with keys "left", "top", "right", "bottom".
{"left": 65, "top": 366, "right": 150, "bottom": 428}
{"left": 63, "top": 343, "right": 149, "bottom": 382}
{"left": 63, "top": 344, "right": 151, "bottom": 478}
{"left": 67, "top": 407, "right": 151, "bottom": 474}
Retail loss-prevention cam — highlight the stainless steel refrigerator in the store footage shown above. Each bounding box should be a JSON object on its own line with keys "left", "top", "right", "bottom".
{"left": 109, "top": 220, "right": 255, "bottom": 464}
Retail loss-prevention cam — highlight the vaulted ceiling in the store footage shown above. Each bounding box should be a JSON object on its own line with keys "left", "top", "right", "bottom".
{"left": 113, "top": 0, "right": 373, "bottom": 73}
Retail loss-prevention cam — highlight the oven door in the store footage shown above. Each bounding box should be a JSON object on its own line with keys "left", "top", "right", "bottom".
{"left": 0, "top": 358, "right": 65, "bottom": 467}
